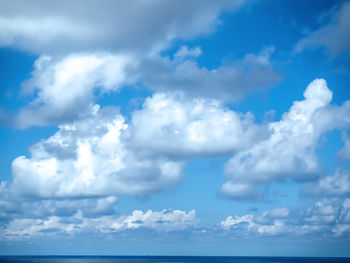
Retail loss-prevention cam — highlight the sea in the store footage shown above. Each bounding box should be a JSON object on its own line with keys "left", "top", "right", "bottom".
{"left": 0, "top": 256, "right": 349, "bottom": 263}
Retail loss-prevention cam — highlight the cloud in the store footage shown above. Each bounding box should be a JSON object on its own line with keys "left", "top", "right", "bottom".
{"left": 0, "top": 0, "right": 243, "bottom": 55}
{"left": 4, "top": 90, "right": 265, "bottom": 200}
{"left": 304, "top": 170, "right": 350, "bottom": 196}
{"left": 10, "top": 46, "right": 281, "bottom": 129}
{"left": 338, "top": 133, "right": 350, "bottom": 160}
{"left": 220, "top": 198, "right": 350, "bottom": 237}
{"left": 0, "top": 196, "right": 119, "bottom": 222}
{"left": 295, "top": 1, "right": 350, "bottom": 56}
{"left": 8, "top": 105, "right": 184, "bottom": 199}
{"left": 221, "top": 79, "right": 350, "bottom": 200}
{"left": 129, "top": 92, "right": 264, "bottom": 158}
{"left": 97, "top": 209, "right": 197, "bottom": 232}
{"left": 5, "top": 78, "right": 350, "bottom": 202}
{"left": 13, "top": 53, "right": 135, "bottom": 129}
{"left": 140, "top": 46, "right": 281, "bottom": 102}
{"left": 1, "top": 209, "right": 197, "bottom": 239}
{"left": 220, "top": 209, "right": 291, "bottom": 236}
{"left": 174, "top": 46, "right": 202, "bottom": 59}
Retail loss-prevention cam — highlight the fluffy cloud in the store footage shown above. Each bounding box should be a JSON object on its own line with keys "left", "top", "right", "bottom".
{"left": 221, "top": 79, "right": 350, "bottom": 200}
{"left": 140, "top": 46, "right": 281, "bottom": 102}
{"left": 220, "top": 207, "right": 291, "bottom": 236}
{"left": 0, "top": 0, "right": 243, "bottom": 55}
{"left": 95, "top": 209, "right": 197, "bottom": 233}
{"left": 129, "top": 92, "right": 264, "bottom": 158}
{"left": 6, "top": 79, "right": 350, "bottom": 202}
{"left": 295, "top": 1, "right": 350, "bottom": 56}
{"left": 6, "top": 91, "right": 263, "bottom": 200}
{"left": 1, "top": 209, "right": 197, "bottom": 239}
{"left": 220, "top": 198, "right": 350, "bottom": 237}
{"left": 13, "top": 53, "right": 135, "bottom": 128}
{"left": 8, "top": 105, "right": 184, "bottom": 199}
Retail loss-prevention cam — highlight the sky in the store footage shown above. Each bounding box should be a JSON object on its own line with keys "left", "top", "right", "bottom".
{"left": 0, "top": 0, "right": 350, "bottom": 257}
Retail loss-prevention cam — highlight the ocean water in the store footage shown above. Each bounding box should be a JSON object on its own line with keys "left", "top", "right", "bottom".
{"left": 0, "top": 257, "right": 349, "bottom": 263}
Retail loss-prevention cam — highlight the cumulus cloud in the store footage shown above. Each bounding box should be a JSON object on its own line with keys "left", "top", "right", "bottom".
{"left": 13, "top": 53, "right": 135, "bottom": 128}
{"left": 129, "top": 92, "right": 264, "bottom": 158}
{"left": 220, "top": 198, "right": 350, "bottom": 237}
{"left": 5, "top": 91, "right": 263, "bottom": 200}
{"left": 5, "top": 79, "right": 350, "bottom": 202}
{"left": 8, "top": 105, "right": 184, "bottom": 199}
{"left": 1, "top": 209, "right": 197, "bottom": 239}
{"left": 295, "top": 1, "right": 350, "bottom": 56}
{"left": 220, "top": 208, "right": 291, "bottom": 236}
{"left": 96, "top": 209, "right": 197, "bottom": 233}
{"left": 221, "top": 79, "right": 350, "bottom": 200}
{"left": 140, "top": 46, "right": 281, "bottom": 102}
{"left": 0, "top": 0, "right": 243, "bottom": 55}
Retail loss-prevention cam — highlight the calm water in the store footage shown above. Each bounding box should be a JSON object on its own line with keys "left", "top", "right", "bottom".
{"left": 0, "top": 257, "right": 349, "bottom": 263}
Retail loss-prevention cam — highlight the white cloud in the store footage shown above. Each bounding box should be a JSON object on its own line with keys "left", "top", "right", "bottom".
{"left": 129, "top": 92, "right": 264, "bottom": 158}
{"left": 1, "top": 209, "right": 197, "bottom": 239}
{"left": 220, "top": 214, "right": 255, "bottom": 230}
{"left": 220, "top": 198, "right": 350, "bottom": 237}
{"left": 98, "top": 209, "right": 197, "bottom": 232}
{"left": 221, "top": 79, "right": 350, "bottom": 200}
{"left": 13, "top": 53, "right": 135, "bottom": 129}
{"left": 295, "top": 1, "right": 350, "bottom": 56}
{"left": 9, "top": 105, "right": 184, "bottom": 199}
{"left": 0, "top": 0, "right": 243, "bottom": 55}
{"left": 220, "top": 212, "right": 290, "bottom": 236}
{"left": 6, "top": 79, "right": 350, "bottom": 203}
{"left": 5, "top": 90, "right": 266, "bottom": 200}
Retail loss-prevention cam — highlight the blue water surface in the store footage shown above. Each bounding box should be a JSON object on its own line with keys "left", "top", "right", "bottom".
{"left": 0, "top": 257, "right": 349, "bottom": 263}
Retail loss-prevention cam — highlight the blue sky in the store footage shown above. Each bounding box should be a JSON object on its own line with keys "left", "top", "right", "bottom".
{"left": 0, "top": 0, "right": 350, "bottom": 257}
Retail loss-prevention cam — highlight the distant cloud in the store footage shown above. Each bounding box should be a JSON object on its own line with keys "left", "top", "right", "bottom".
{"left": 0, "top": 0, "right": 244, "bottom": 55}
{"left": 1, "top": 209, "right": 197, "bottom": 239}
{"left": 221, "top": 79, "right": 350, "bottom": 200}
{"left": 304, "top": 170, "right": 350, "bottom": 196}
{"left": 295, "top": 1, "right": 350, "bottom": 56}
{"left": 0, "top": 196, "right": 119, "bottom": 222}
{"left": 220, "top": 198, "right": 350, "bottom": 237}
{"left": 220, "top": 207, "right": 292, "bottom": 236}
